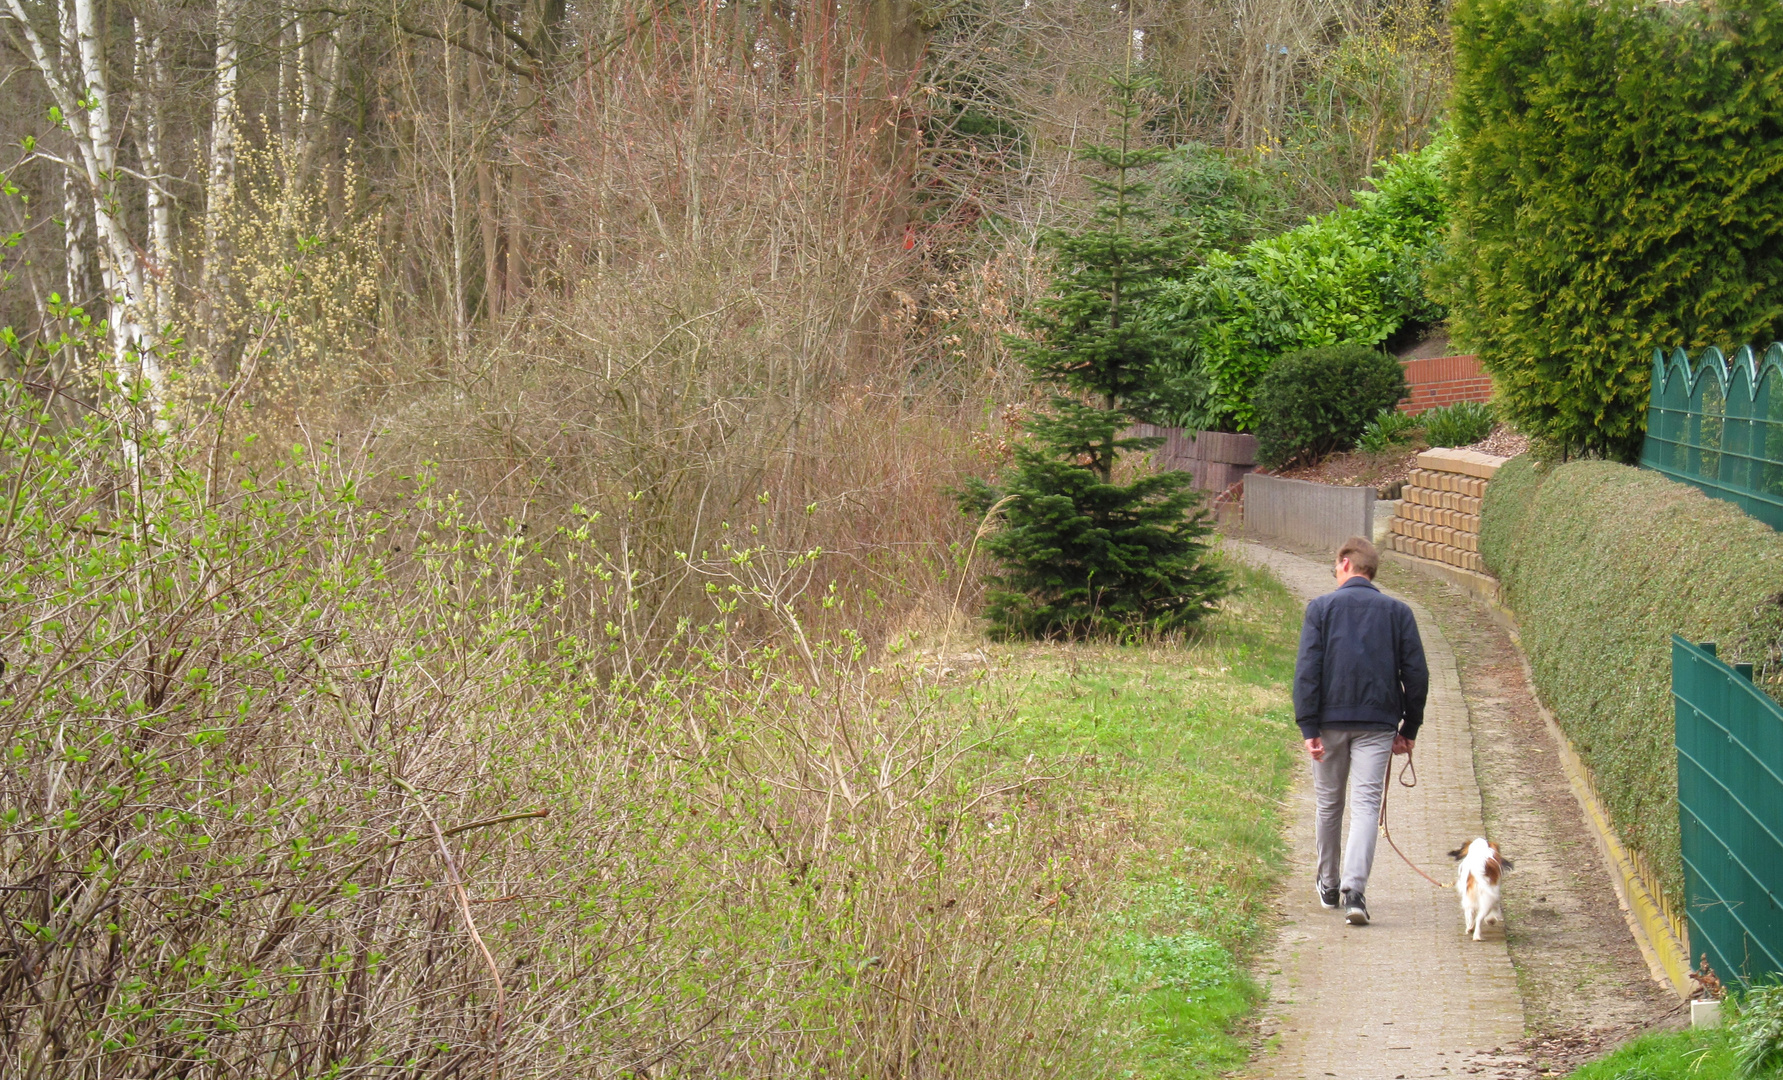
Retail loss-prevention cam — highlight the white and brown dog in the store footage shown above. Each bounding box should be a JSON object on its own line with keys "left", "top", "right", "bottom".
{"left": 1447, "top": 838, "right": 1512, "bottom": 941}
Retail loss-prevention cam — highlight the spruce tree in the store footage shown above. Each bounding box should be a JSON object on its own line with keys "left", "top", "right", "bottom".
{"left": 963, "top": 74, "right": 1226, "bottom": 640}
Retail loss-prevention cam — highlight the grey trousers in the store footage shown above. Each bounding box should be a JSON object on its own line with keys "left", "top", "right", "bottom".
{"left": 1312, "top": 727, "right": 1397, "bottom": 897}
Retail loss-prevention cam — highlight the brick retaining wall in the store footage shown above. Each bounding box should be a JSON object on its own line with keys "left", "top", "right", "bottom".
{"left": 1399, "top": 354, "right": 1493, "bottom": 416}
{"left": 1383, "top": 448, "right": 1509, "bottom": 573}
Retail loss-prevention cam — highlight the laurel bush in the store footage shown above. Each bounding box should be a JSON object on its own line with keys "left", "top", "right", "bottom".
{"left": 1157, "top": 143, "right": 1446, "bottom": 431}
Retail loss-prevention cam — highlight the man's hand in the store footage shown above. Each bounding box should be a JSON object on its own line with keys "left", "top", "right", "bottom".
{"left": 1392, "top": 735, "right": 1415, "bottom": 756}
{"left": 1304, "top": 737, "right": 1325, "bottom": 762}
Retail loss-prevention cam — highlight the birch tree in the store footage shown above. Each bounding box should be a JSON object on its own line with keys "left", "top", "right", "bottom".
{"left": 3, "top": 0, "right": 166, "bottom": 419}
{"left": 200, "top": 0, "right": 242, "bottom": 377}
{"left": 134, "top": 24, "right": 174, "bottom": 335}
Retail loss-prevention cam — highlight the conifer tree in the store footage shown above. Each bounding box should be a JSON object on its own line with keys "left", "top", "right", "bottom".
{"left": 963, "top": 73, "right": 1226, "bottom": 640}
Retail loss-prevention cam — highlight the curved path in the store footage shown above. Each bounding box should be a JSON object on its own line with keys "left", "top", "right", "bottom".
{"left": 1229, "top": 541, "right": 1525, "bottom": 1080}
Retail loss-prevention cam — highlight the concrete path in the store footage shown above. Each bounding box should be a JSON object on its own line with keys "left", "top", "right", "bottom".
{"left": 1228, "top": 541, "right": 1525, "bottom": 1080}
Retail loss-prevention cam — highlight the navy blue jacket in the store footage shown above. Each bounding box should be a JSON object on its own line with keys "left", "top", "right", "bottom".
{"left": 1292, "top": 576, "right": 1429, "bottom": 741}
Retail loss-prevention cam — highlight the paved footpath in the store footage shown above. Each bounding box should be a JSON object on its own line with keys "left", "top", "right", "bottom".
{"left": 1229, "top": 541, "right": 1525, "bottom": 1080}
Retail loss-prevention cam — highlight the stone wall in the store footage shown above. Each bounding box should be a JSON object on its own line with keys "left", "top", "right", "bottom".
{"left": 1383, "top": 448, "right": 1509, "bottom": 573}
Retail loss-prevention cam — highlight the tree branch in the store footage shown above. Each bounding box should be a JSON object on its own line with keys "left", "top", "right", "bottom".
{"left": 397, "top": 16, "right": 534, "bottom": 78}
{"left": 455, "top": 0, "right": 539, "bottom": 60}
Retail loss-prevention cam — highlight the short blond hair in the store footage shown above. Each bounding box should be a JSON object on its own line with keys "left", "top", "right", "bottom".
{"left": 1337, "top": 536, "right": 1378, "bottom": 578}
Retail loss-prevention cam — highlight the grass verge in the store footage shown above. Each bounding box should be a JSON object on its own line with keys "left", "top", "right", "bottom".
{"left": 1565, "top": 1029, "right": 1736, "bottom": 1079}
{"left": 942, "top": 556, "right": 1304, "bottom": 1076}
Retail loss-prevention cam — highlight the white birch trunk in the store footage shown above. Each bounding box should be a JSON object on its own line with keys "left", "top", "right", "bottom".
{"left": 56, "top": 0, "right": 91, "bottom": 312}
{"left": 202, "top": 0, "right": 243, "bottom": 376}
{"left": 71, "top": 0, "right": 164, "bottom": 414}
{"left": 60, "top": 166, "right": 94, "bottom": 308}
{"left": 296, "top": 16, "right": 316, "bottom": 148}
{"left": 136, "top": 27, "right": 174, "bottom": 336}
{"left": 58, "top": 162, "right": 94, "bottom": 383}
{"left": 5, "top": 0, "right": 165, "bottom": 417}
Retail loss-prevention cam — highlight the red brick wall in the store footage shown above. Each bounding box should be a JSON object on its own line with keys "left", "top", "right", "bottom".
{"left": 1398, "top": 354, "right": 1492, "bottom": 415}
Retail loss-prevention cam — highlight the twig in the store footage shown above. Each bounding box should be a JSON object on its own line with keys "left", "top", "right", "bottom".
{"left": 939, "top": 495, "right": 1014, "bottom": 666}
{"left": 388, "top": 807, "right": 552, "bottom": 844}
{"left": 398, "top": 774, "right": 510, "bottom": 1048}
{"left": 311, "top": 659, "right": 509, "bottom": 1052}
{"left": 443, "top": 807, "right": 551, "bottom": 838}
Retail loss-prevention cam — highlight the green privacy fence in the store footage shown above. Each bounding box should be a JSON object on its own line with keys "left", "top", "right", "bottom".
{"left": 1642, "top": 344, "right": 1783, "bottom": 530}
{"left": 1673, "top": 637, "right": 1783, "bottom": 987}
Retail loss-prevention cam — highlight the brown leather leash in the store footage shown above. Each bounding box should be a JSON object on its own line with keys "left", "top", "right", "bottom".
{"left": 1378, "top": 751, "right": 1452, "bottom": 890}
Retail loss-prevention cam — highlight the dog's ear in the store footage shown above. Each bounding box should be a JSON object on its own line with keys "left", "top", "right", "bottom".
{"left": 1448, "top": 847, "right": 1466, "bottom": 860}
{"left": 1499, "top": 857, "right": 1514, "bottom": 871}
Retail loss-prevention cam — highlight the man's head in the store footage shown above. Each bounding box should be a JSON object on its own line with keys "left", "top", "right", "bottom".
{"left": 1334, "top": 536, "right": 1378, "bottom": 583}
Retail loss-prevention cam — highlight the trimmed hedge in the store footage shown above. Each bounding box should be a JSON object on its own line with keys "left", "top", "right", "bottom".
{"left": 1447, "top": 0, "right": 1783, "bottom": 462}
{"left": 1481, "top": 456, "right": 1783, "bottom": 908}
{"left": 1250, "top": 345, "right": 1406, "bottom": 468}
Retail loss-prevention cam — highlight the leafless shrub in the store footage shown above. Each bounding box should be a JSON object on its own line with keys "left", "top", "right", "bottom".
{"left": 0, "top": 390, "right": 1125, "bottom": 1078}
{"left": 347, "top": 15, "right": 1055, "bottom": 654}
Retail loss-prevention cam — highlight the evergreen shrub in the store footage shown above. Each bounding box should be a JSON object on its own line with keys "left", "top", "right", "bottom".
{"left": 1250, "top": 345, "right": 1407, "bottom": 468}
{"left": 1154, "top": 144, "right": 1291, "bottom": 255}
{"left": 1480, "top": 456, "right": 1783, "bottom": 908}
{"left": 1420, "top": 400, "right": 1494, "bottom": 448}
{"left": 1157, "top": 143, "right": 1446, "bottom": 430}
{"left": 962, "top": 76, "right": 1226, "bottom": 640}
{"left": 1448, "top": 0, "right": 1783, "bottom": 461}
{"left": 1357, "top": 407, "right": 1421, "bottom": 453}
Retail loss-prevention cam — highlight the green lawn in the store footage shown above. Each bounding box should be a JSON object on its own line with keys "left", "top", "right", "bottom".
{"left": 953, "top": 556, "right": 1305, "bottom": 1076}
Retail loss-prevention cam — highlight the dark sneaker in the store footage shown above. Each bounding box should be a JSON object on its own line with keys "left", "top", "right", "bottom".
{"left": 1343, "top": 890, "right": 1370, "bottom": 925}
{"left": 1317, "top": 883, "right": 1340, "bottom": 909}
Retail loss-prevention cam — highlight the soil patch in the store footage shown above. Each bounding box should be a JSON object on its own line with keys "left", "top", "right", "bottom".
{"left": 1461, "top": 426, "right": 1529, "bottom": 459}
{"left": 1270, "top": 444, "right": 1425, "bottom": 491}
{"left": 1263, "top": 426, "right": 1530, "bottom": 495}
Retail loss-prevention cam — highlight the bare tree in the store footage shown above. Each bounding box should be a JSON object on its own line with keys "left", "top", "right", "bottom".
{"left": 4, "top": 0, "right": 165, "bottom": 422}
{"left": 200, "top": 0, "right": 242, "bottom": 376}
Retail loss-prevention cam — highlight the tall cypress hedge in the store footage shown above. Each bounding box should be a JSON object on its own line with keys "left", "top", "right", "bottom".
{"left": 1448, "top": 0, "right": 1783, "bottom": 461}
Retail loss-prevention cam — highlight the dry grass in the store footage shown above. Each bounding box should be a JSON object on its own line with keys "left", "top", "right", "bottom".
{"left": 0, "top": 2, "right": 1451, "bottom": 1072}
{"left": 0, "top": 391, "right": 1304, "bottom": 1078}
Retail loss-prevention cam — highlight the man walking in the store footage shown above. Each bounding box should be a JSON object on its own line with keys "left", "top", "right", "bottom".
{"left": 1293, "top": 536, "right": 1428, "bottom": 926}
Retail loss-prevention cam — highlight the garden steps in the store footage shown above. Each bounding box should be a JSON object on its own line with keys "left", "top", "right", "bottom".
{"left": 1386, "top": 449, "right": 1511, "bottom": 574}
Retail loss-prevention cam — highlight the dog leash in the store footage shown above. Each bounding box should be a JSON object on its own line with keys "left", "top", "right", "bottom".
{"left": 1377, "top": 751, "right": 1451, "bottom": 890}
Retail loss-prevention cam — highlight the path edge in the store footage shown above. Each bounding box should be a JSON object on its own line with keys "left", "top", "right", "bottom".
{"left": 1385, "top": 550, "right": 1696, "bottom": 1001}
